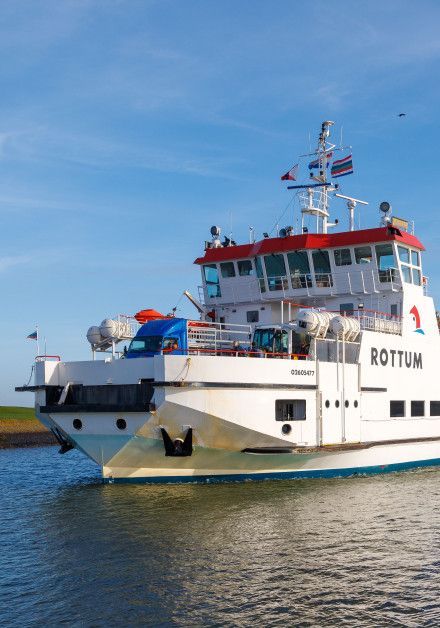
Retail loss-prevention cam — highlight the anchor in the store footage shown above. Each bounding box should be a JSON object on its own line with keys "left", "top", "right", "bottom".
{"left": 160, "top": 427, "right": 193, "bottom": 457}
{"left": 51, "top": 427, "right": 75, "bottom": 454}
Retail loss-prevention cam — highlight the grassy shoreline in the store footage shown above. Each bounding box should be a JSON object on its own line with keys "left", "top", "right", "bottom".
{"left": 0, "top": 406, "right": 36, "bottom": 420}
{"left": 0, "top": 406, "right": 56, "bottom": 448}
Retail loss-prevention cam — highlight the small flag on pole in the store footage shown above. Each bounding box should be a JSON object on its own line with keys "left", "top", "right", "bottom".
{"left": 308, "top": 152, "right": 333, "bottom": 169}
{"left": 281, "top": 164, "right": 298, "bottom": 181}
{"left": 331, "top": 154, "right": 353, "bottom": 178}
{"left": 27, "top": 331, "right": 38, "bottom": 340}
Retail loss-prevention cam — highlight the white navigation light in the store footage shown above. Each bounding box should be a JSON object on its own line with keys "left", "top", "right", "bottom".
{"left": 380, "top": 201, "right": 391, "bottom": 213}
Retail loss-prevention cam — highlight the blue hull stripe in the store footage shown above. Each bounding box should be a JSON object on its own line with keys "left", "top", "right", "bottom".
{"left": 104, "top": 457, "right": 440, "bottom": 485}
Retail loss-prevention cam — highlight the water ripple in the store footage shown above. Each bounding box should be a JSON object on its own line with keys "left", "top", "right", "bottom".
{"left": 0, "top": 448, "right": 440, "bottom": 626}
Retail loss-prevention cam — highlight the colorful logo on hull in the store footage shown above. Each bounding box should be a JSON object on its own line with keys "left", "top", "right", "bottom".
{"left": 410, "top": 305, "right": 424, "bottom": 334}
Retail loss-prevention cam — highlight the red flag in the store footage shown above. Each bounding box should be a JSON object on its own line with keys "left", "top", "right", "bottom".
{"left": 281, "top": 163, "right": 298, "bottom": 181}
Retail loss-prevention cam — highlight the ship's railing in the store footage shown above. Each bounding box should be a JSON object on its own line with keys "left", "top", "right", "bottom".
{"left": 35, "top": 355, "right": 61, "bottom": 362}
{"left": 201, "top": 265, "right": 404, "bottom": 305}
{"left": 314, "top": 272, "right": 333, "bottom": 288}
{"left": 266, "top": 275, "right": 289, "bottom": 292}
{"left": 187, "top": 321, "right": 252, "bottom": 350}
{"left": 354, "top": 310, "right": 402, "bottom": 335}
{"left": 423, "top": 275, "right": 429, "bottom": 296}
{"left": 299, "top": 188, "right": 327, "bottom": 213}
{"left": 313, "top": 338, "right": 359, "bottom": 364}
{"left": 165, "top": 347, "right": 310, "bottom": 360}
{"left": 291, "top": 273, "right": 313, "bottom": 290}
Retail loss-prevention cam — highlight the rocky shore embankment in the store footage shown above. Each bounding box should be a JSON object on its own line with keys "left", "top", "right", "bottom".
{"left": 0, "top": 419, "right": 57, "bottom": 448}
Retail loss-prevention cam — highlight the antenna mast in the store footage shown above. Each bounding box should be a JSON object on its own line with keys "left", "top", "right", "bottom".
{"left": 299, "top": 121, "right": 337, "bottom": 234}
{"left": 318, "top": 120, "right": 334, "bottom": 233}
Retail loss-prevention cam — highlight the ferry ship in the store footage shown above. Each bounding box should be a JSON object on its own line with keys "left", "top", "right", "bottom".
{"left": 17, "top": 121, "right": 440, "bottom": 483}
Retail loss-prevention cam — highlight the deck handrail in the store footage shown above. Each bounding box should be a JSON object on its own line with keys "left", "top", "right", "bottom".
{"left": 35, "top": 355, "right": 61, "bottom": 362}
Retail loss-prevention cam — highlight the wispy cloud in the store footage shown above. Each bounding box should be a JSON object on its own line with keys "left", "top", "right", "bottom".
{"left": 0, "top": 124, "right": 250, "bottom": 180}
{"left": 0, "top": 255, "right": 31, "bottom": 272}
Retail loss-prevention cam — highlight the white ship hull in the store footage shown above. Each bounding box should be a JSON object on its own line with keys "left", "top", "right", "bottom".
{"left": 34, "top": 335, "right": 440, "bottom": 483}
{"left": 35, "top": 405, "right": 440, "bottom": 483}
{"left": 85, "top": 436, "right": 440, "bottom": 484}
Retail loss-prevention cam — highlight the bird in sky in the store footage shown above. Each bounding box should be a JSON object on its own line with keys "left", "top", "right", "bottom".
{"left": 398, "top": 113, "right": 406, "bottom": 117}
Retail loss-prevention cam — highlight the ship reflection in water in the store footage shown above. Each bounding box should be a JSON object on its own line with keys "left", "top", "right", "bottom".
{"left": 1, "top": 447, "right": 439, "bottom": 626}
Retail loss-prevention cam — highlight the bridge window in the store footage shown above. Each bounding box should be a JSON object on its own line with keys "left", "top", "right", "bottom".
{"left": 354, "top": 245, "right": 372, "bottom": 264}
{"left": 397, "top": 245, "right": 410, "bottom": 264}
{"left": 399, "top": 247, "right": 421, "bottom": 286}
{"left": 312, "top": 250, "right": 333, "bottom": 287}
{"left": 264, "top": 254, "right": 288, "bottom": 291}
{"left": 254, "top": 257, "right": 266, "bottom": 292}
{"left": 203, "top": 264, "right": 222, "bottom": 298}
{"left": 287, "top": 251, "right": 312, "bottom": 288}
{"left": 275, "top": 399, "right": 306, "bottom": 421}
{"left": 401, "top": 265, "right": 412, "bottom": 283}
{"left": 375, "top": 244, "right": 396, "bottom": 283}
{"left": 238, "top": 259, "right": 253, "bottom": 276}
{"left": 334, "top": 248, "right": 352, "bottom": 266}
{"left": 220, "top": 262, "right": 235, "bottom": 278}
{"left": 412, "top": 268, "right": 422, "bottom": 285}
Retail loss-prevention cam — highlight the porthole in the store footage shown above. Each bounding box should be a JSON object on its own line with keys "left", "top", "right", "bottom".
{"left": 281, "top": 423, "right": 292, "bottom": 435}
{"left": 116, "top": 418, "right": 127, "bottom": 431}
{"left": 335, "top": 400, "right": 340, "bottom": 408}
{"left": 345, "top": 400, "right": 349, "bottom": 408}
{"left": 354, "top": 400, "right": 358, "bottom": 408}
{"left": 73, "top": 418, "right": 82, "bottom": 431}
{"left": 325, "top": 400, "right": 330, "bottom": 408}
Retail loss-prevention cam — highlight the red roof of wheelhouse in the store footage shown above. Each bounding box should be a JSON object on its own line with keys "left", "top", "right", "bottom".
{"left": 194, "top": 227, "right": 425, "bottom": 265}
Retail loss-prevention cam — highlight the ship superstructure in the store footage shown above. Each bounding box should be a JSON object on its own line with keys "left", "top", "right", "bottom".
{"left": 17, "top": 122, "right": 440, "bottom": 483}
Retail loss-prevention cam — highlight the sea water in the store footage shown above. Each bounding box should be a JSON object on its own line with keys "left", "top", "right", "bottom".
{"left": 0, "top": 446, "right": 439, "bottom": 626}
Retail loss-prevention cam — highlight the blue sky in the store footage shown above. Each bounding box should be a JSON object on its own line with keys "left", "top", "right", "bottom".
{"left": 2, "top": 0, "right": 440, "bottom": 405}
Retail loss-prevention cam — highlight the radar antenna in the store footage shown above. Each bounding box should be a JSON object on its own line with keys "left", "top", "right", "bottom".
{"left": 334, "top": 193, "right": 369, "bottom": 231}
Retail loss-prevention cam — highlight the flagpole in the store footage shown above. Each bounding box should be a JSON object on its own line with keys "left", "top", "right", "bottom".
{"left": 36, "top": 324, "right": 40, "bottom": 357}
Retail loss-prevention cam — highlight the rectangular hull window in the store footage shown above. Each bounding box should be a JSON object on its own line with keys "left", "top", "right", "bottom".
{"left": 430, "top": 401, "right": 440, "bottom": 416}
{"left": 411, "top": 401, "right": 424, "bottom": 417}
{"left": 390, "top": 400, "right": 405, "bottom": 417}
{"left": 275, "top": 399, "right": 306, "bottom": 421}
{"left": 340, "top": 303, "right": 354, "bottom": 316}
{"left": 246, "top": 311, "right": 259, "bottom": 323}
